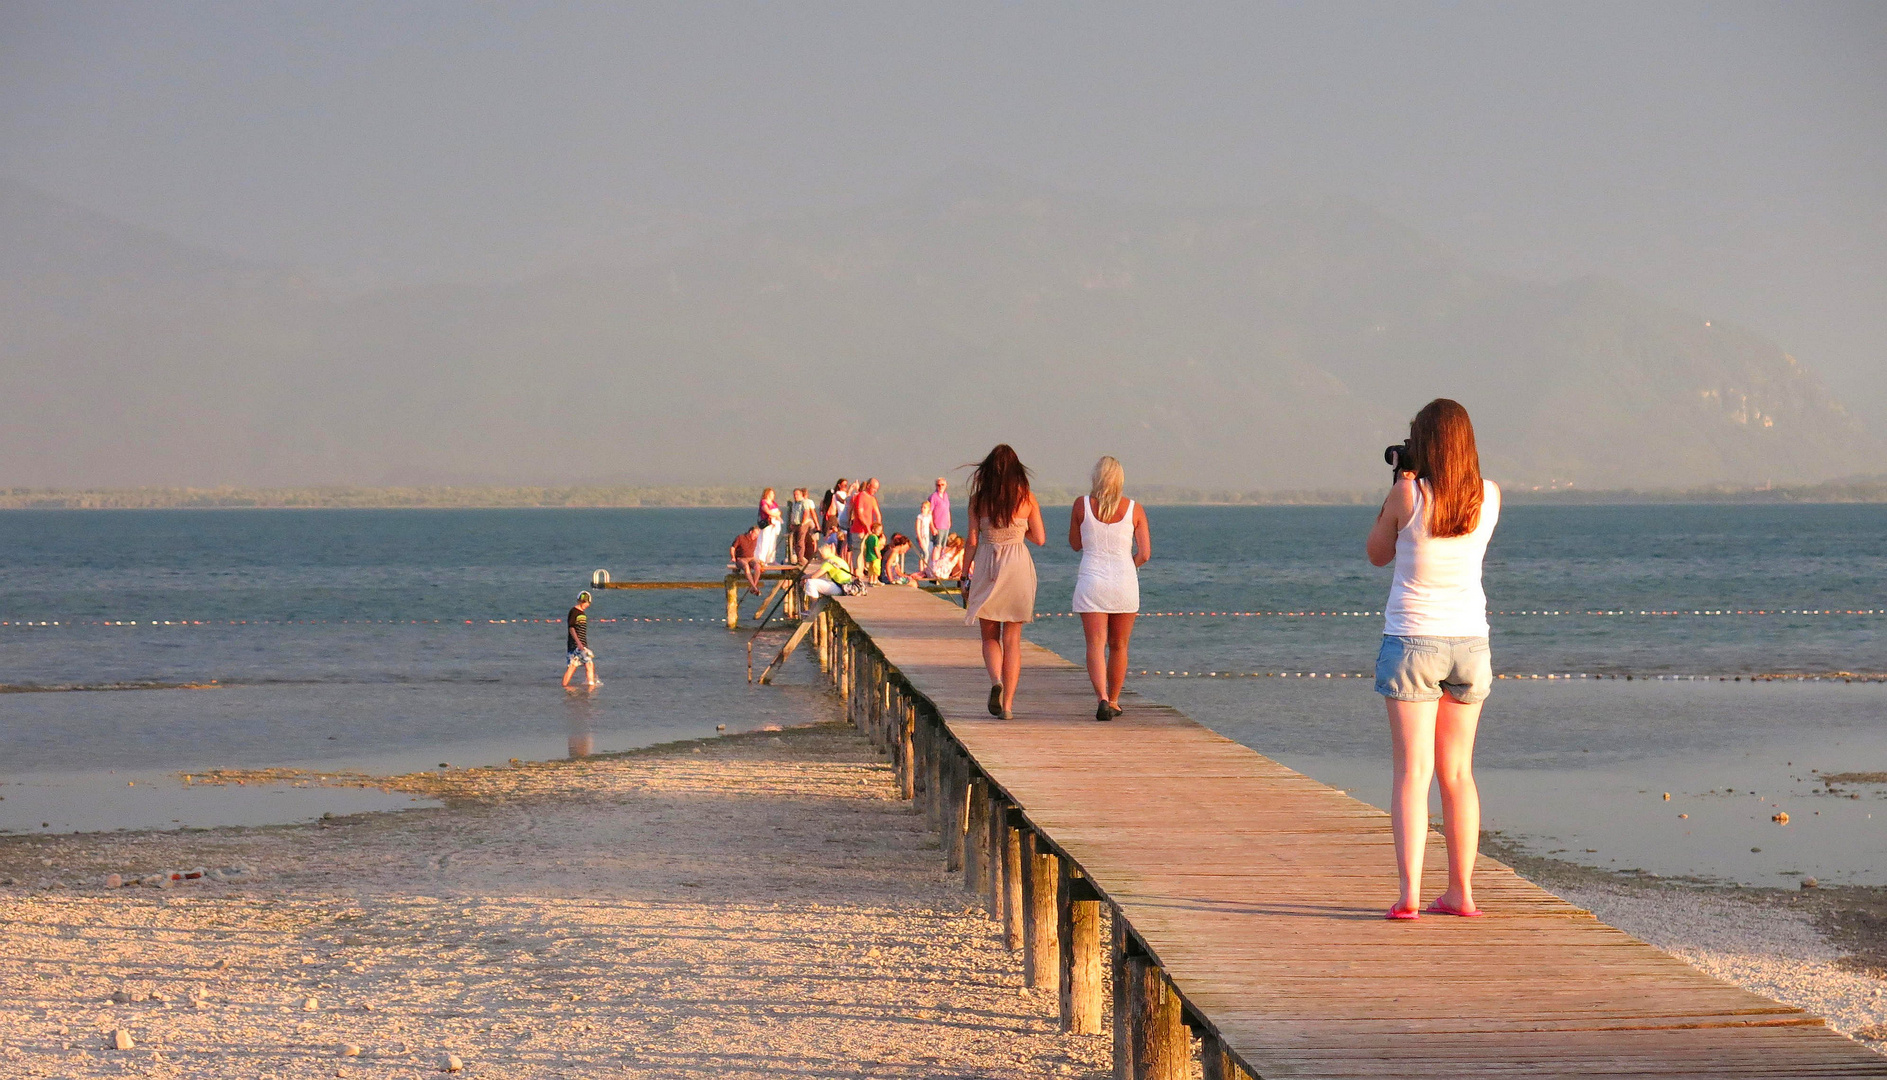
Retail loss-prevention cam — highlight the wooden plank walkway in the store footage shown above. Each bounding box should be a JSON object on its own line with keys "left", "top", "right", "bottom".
{"left": 821, "top": 587, "right": 1887, "bottom": 1079}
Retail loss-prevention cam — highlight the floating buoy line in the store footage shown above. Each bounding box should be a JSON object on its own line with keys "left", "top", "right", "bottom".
{"left": 4, "top": 608, "right": 1880, "bottom": 628}
{"left": 1135, "top": 670, "right": 1885, "bottom": 683}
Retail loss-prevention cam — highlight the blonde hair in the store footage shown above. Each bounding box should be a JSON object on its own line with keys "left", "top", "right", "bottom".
{"left": 1089, "top": 456, "right": 1124, "bottom": 520}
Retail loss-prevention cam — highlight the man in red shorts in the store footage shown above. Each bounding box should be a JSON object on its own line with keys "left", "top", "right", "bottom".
{"left": 848, "top": 477, "right": 881, "bottom": 577}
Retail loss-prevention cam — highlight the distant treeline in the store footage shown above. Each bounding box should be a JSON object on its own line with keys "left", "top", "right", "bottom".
{"left": 2, "top": 477, "right": 1883, "bottom": 510}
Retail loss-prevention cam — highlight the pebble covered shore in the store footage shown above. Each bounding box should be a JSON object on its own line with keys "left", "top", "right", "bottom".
{"left": 0, "top": 723, "right": 1112, "bottom": 1078}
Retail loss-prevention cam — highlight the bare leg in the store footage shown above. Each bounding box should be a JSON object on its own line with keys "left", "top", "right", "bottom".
{"left": 979, "top": 618, "right": 1004, "bottom": 686}
{"left": 1386, "top": 697, "right": 1439, "bottom": 914}
{"left": 562, "top": 661, "right": 578, "bottom": 688}
{"left": 1432, "top": 696, "right": 1484, "bottom": 912}
{"left": 1079, "top": 612, "right": 1109, "bottom": 703}
{"left": 1105, "top": 613, "right": 1135, "bottom": 704}
{"left": 584, "top": 660, "right": 598, "bottom": 688}
{"left": 999, "top": 621, "right": 1023, "bottom": 711}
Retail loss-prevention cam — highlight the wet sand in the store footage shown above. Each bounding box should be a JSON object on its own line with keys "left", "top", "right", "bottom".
{"left": 0, "top": 723, "right": 1111, "bottom": 1078}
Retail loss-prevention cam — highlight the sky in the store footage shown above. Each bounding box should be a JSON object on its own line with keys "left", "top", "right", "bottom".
{"left": 2, "top": 1, "right": 1884, "bottom": 417}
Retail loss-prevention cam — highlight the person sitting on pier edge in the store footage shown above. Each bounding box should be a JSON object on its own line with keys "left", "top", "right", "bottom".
{"left": 1366, "top": 397, "right": 1501, "bottom": 921}
{"left": 729, "top": 523, "right": 766, "bottom": 597}
{"left": 801, "top": 539, "right": 857, "bottom": 602}
{"left": 963, "top": 444, "right": 1045, "bottom": 720}
{"left": 928, "top": 532, "right": 964, "bottom": 580}
{"left": 1070, "top": 456, "right": 1151, "bottom": 722}
{"left": 562, "top": 591, "right": 597, "bottom": 690}
{"left": 881, "top": 532, "right": 913, "bottom": 584}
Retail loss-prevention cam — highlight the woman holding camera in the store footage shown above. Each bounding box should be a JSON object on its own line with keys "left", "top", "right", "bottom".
{"left": 1366, "top": 398, "right": 1501, "bottom": 920}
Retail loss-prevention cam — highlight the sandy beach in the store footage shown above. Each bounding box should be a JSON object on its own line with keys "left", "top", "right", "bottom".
{"left": 0, "top": 723, "right": 1112, "bottom": 1079}
{"left": 4, "top": 720, "right": 1884, "bottom": 1077}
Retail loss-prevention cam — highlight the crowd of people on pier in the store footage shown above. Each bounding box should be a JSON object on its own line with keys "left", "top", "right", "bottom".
{"left": 731, "top": 476, "right": 967, "bottom": 600}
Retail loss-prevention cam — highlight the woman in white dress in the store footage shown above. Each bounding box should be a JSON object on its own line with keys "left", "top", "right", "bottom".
{"left": 1069, "top": 456, "right": 1151, "bottom": 721}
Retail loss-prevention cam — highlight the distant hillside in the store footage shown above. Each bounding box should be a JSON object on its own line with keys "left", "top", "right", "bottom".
{"left": 6, "top": 477, "right": 1883, "bottom": 510}
{"left": 1, "top": 175, "right": 1875, "bottom": 490}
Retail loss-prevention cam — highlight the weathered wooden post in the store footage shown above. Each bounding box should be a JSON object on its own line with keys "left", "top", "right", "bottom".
{"left": 1201, "top": 1034, "right": 1251, "bottom": 1080}
{"left": 924, "top": 720, "right": 945, "bottom": 830}
{"left": 963, "top": 775, "right": 989, "bottom": 895}
{"left": 1125, "top": 955, "right": 1188, "bottom": 1080}
{"left": 866, "top": 656, "right": 881, "bottom": 745}
{"left": 945, "top": 748, "right": 967, "bottom": 872}
{"left": 984, "top": 788, "right": 1006, "bottom": 920}
{"left": 1021, "top": 832, "right": 1059, "bottom": 991}
{"left": 1112, "top": 913, "right": 1131, "bottom": 1077}
{"left": 724, "top": 576, "right": 740, "bottom": 630}
{"left": 1002, "top": 812, "right": 1025, "bottom": 951}
{"left": 899, "top": 698, "right": 917, "bottom": 801}
{"left": 1059, "top": 862, "right": 1103, "bottom": 1034}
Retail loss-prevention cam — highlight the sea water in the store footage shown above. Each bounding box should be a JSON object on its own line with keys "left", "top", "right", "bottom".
{"left": 0, "top": 504, "right": 1880, "bottom": 885}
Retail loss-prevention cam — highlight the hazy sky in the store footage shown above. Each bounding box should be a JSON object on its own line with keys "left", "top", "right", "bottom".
{"left": 3, "top": 1, "right": 1885, "bottom": 412}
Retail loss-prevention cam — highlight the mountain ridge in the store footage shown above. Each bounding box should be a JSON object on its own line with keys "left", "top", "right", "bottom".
{"left": 0, "top": 175, "right": 1872, "bottom": 490}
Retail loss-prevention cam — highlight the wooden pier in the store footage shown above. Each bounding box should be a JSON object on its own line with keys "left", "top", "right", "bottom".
{"left": 812, "top": 587, "right": 1887, "bottom": 1078}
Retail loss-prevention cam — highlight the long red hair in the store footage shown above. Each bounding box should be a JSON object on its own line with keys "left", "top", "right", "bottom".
{"left": 1409, "top": 399, "right": 1483, "bottom": 538}
{"left": 968, "top": 444, "right": 1033, "bottom": 527}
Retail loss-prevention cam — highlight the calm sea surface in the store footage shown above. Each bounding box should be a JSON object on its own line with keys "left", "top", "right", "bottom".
{"left": 1, "top": 505, "right": 1881, "bottom": 885}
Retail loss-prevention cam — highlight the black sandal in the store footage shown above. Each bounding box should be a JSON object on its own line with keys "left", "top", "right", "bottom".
{"left": 1095, "top": 702, "right": 1114, "bottom": 722}
{"left": 988, "top": 684, "right": 1003, "bottom": 717}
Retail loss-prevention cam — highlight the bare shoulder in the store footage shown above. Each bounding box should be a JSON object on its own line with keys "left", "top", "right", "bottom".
{"left": 1069, "top": 496, "right": 1085, "bottom": 521}
{"left": 1133, "top": 500, "right": 1149, "bottom": 524}
{"left": 1388, "top": 475, "right": 1419, "bottom": 510}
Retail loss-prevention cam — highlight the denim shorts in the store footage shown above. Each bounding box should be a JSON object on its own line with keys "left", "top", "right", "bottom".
{"left": 1375, "top": 635, "right": 1492, "bottom": 704}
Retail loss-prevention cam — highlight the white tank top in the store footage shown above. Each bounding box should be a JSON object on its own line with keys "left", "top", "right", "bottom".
{"left": 1072, "top": 497, "right": 1140, "bottom": 614}
{"left": 1383, "top": 479, "right": 1500, "bottom": 638}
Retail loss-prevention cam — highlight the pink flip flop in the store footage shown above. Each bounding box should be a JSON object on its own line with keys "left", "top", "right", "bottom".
{"left": 1423, "top": 899, "right": 1485, "bottom": 918}
{"left": 1384, "top": 904, "right": 1421, "bottom": 921}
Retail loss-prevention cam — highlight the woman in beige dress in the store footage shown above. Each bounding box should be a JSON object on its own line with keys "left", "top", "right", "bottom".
{"left": 963, "top": 444, "right": 1046, "bottom": 719}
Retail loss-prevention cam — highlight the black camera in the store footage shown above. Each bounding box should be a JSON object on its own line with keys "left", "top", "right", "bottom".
{"left": 1384, "top": 441, "right": 1419, "bottom": 475}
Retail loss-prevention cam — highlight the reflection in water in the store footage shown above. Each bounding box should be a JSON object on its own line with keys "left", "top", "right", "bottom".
{"left": 564, "top": 692, "right": 597, "bottom": 759}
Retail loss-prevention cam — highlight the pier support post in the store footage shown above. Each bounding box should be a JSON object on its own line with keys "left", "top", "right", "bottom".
{"left": 899, "top": 698, "right": 916, "bottom": 802}
{"left": 945, "top": 749, "right": 966, "bottom": 872}
{"left": 1022, "top": 831, "right": 1059, "bottom": 992}
{"left": 963, "top": 775, "right": 989, "bottom": 896}
{"left": 725, "top": 577, "right": 740, "bottom": 630}
{"left": 1201, "top": 1034, "right": 1250, "bottom": 1080}
{"left": 1126, "top": 956, "right": 1188, "bottom": 1080}
{"left": 1113, "top": 915, "right": 1131, "bottom": 1078}
{"left": 866, "top": 658, "right": 881, "bottom": 746}
{"left": 984, "top": 788, "right": 1006, "bottom": 920}
{"left": 925, "top": 722, "right": 945, "bottom": 831}
{"left": 1002, "top": 812, "right": 1024, "bottom": 951}
{"left": 1059, "top": 862, "right": 1103, "bottom": 1034}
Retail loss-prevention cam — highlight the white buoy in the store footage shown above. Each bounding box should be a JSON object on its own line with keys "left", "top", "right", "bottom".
{"left": 591, "top": 569, "right": 611, "bottom": 587}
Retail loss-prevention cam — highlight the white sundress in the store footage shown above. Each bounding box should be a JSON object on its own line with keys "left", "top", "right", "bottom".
{"left": 1071, "top": 497, "right": 1140, "bottom": 614}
